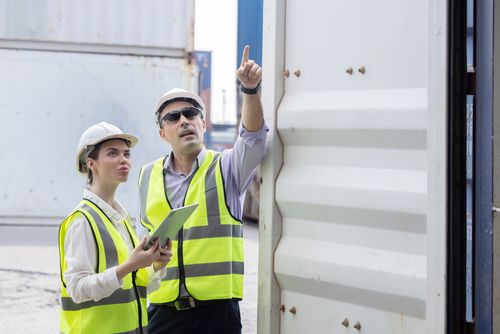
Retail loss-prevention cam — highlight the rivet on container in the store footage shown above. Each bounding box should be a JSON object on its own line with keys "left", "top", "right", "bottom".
{"left": 289, "top": 306, "right": 297, "bottom": 315}
{"left": 358, "top": 66, "right": 366, "bottom": 74}
{"left": 354, "top": 321, "right": 362, "bottom": 330}
{"left": 284, "top": 69, "right": 290, "bottom": 77}
{"left": 294, "top": 70, "right": 301, "bottom": 77}
{"left": 279, "top": 304, "right": 286, "bottom": 312}
{"left": 346, "top": 67, "right": 353, "bottom": 75}
{"left": 341, "top": 318, "right": 349, "bottom": 327}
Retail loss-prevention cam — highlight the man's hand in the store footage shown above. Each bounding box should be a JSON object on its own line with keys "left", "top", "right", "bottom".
{"left": 237, "top": 45, "right": 262, "bottom": 89}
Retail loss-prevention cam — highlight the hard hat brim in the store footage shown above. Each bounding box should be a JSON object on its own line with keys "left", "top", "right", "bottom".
{"left": 86, "top": 133, "right": 138, "bottom": 148}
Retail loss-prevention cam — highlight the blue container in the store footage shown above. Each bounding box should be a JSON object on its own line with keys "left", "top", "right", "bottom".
{"left": 237, "top": 0, "right": 263, "bottom": 68}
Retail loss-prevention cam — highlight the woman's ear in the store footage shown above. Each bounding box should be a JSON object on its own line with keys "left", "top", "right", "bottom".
{"left": 87, "top": 158, "right": 96, "bottom": 171}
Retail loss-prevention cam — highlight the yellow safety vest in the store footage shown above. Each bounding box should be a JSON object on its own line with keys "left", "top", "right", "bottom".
{"left": 59, "top": 199, "right": 150, "bottom": 334}
{"left": 139, "top": 150, "right": 244, "bottom": 304}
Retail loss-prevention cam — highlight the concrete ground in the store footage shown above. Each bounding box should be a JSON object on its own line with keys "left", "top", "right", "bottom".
{"left": 0, "top": 222, "right": 259, "bottom": 333}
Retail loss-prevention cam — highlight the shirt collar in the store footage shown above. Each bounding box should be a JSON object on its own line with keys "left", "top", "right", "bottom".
{"left": 83, "top": 188, "right": 127, "bottom": 225}
{"left": 163, "top": 147, "right": 207, "bottom": 176}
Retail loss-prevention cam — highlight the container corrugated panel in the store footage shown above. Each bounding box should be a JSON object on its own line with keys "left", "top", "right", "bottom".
{"left": 0, "top": 48, "right": 185, "bottom": 223}
{"left": 259, "top": 0, "right": 447, "bottom": 332}
{"left": 0, "top": 0, "right": 194, "bottom": 56}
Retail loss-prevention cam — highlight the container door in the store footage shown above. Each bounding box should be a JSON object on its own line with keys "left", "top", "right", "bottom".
{"left": 259, "top": 0, "right": 447, "bottom": 333}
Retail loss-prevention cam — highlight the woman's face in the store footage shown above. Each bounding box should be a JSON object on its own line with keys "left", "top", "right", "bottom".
{"left": 87, "top": 139, "right": 131, "bottom": 186}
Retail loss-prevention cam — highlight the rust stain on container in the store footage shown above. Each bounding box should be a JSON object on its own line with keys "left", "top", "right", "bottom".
{"left": 354, "top": 321, "right": 362, "bottom": 330}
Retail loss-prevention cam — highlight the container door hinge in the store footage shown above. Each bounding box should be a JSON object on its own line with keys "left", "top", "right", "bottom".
{"left": 466, "top": 71, "right": 476, "bottom": 95}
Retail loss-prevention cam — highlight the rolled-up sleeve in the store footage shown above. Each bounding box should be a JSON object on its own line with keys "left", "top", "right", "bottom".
{"left": 220, "top": 123, "right": 268, "bottom": 218}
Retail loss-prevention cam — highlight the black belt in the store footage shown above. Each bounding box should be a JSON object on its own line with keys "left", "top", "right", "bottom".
{"left": 164, "top": 297, "right": 232, "bottom": 311}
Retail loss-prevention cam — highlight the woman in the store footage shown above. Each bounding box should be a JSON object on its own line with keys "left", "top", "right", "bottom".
{"left": 59, "top": 122, "right": 172, "bottom": 334}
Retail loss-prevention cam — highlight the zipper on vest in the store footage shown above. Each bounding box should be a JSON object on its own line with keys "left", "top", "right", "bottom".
{"left": 132, "top": 271, "right": 144, "bottom": 334}
{"left": 176, "top": 157, "right": 200, "bottom": 298}
{"left": 177, "top": 228, "right": 187, "bottom": 297}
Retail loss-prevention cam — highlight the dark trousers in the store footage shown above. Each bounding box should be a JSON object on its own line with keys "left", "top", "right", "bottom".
{"left": 147, "top": 300, "right": 242, "bottom": 334}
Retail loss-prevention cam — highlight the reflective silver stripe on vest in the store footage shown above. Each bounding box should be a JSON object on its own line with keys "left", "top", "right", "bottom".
{"left": 139, "top": 161, "right": 156, "bottom": 231}
{"left": 80, "top": 204, "right": 118, "bottom": 268}
{"left": 204, "top": 153, "right": 221, "bottom": 227}
{"left": 182, "top": 224, "right": 243, "bottom": 240}
{"left": 184, "top": 261, "right": 244, "bottom": 278}
{"left": 183, "top": 153, "right": 243, "bottom": 241}
{"left": 162, "top": 266, "right": 179, "bottom": 281}
{"left": 61, "top": 286, "right": 147, "bottom": 311}
{"left": 162, "top": 262, "right": 243, "bottom": 281}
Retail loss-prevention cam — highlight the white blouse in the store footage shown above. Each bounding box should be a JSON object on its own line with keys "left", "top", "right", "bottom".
{"left": 64, "top": 189, "right": 165, "bottom": 303}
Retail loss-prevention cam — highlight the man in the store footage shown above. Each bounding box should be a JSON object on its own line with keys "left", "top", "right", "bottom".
{"left": 138, "top": 45, "right": 267, "bottom": 333}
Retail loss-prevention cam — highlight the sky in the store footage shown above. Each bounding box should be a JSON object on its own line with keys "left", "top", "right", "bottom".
{"left": 194, "top": 0, "right": 238, "bottom": 125}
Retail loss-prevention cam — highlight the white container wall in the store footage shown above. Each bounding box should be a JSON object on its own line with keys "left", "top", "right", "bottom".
{"left": 0, "top": 0, "right": 193, "bottom": 57}
{"left": 0, "top": 1, "right": 195, "bottom": 224}
{"left": 259, "top": 0, "right": 447, "bottom": 333}
{"left": 0, "top": 49, "right": 186, "bottom": 222}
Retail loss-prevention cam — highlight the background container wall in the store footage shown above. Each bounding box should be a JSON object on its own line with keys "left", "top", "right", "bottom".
{"left": 194, "top": 50, "right": 212, "bottom": 129}
{"left": 0, "top": 1, "right": 195, "bottom": 224}
{"left": 0, "top": 48, "right": 186, "bottom": 223}
{"left": 259, "top": 0, "right": 447, "bottom": 332}
{"left": 0, "top": 0, "right": 193, "bottom": 57}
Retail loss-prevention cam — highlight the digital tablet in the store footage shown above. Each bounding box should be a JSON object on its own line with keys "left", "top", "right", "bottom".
{"left": 143, "top": 203, "right": 199, "bottom": 250}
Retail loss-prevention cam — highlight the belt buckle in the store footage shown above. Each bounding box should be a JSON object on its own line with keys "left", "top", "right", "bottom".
{"left": 174, "top": 296, "right": 196, "bottom": 310}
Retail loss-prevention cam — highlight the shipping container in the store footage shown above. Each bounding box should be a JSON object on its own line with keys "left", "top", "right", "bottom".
{"left": 258, "top": 0, "right": 498, "bottom": 333}
{"left": 0, "top": 0, "right": 195, "bottom": 225}
{"left": 194, "top": 50, "right": 212, "bottom": 129}
{"left": 237, "top": 0, "right": 263, "bottom": 70}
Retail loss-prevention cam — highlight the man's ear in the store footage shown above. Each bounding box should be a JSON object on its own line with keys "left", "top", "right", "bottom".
{"left": 159, "top": 127, "right": 171, "bottom": 143}
{"left": 202, "top": 118, "right": 206, "bottom": 133}
{"left": 159, "top": 127, "right": 166, "bottom": 141}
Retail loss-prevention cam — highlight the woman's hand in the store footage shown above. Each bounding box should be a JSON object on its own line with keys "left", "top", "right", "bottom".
{"left": 153, "top": 239, "right": 173, "bottom": 272}
{"left": 116, "top": 236, "right": 161, "bottom": 280}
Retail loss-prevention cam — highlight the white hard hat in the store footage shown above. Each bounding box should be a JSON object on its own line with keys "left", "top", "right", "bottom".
{"left": 154, "top": 88, "right": 206, "bottom": 125}
{"left": 76, "top": 122, "right": 138, "bottom": 173}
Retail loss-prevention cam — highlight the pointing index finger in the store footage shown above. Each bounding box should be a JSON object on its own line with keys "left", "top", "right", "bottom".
{"left": 241, "top": 45, "right": 250, "bottom": 66}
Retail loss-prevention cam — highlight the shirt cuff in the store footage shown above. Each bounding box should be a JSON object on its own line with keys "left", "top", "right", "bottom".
{"left": 156, "top": 267, "right": 167, "bottom": 280}
{"left": 239, "top": 123, "right": 269, "bottom": 148}
{"left": 108, "top": 268, "right": 122, "bottom": 289}
{"left": 149, "top": 264, "right": 167, "bottom": 280}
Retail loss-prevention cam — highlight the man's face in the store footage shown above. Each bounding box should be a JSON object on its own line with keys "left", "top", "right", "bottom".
{"left": 158, "top": 101, "right": 206, "bottom": 156}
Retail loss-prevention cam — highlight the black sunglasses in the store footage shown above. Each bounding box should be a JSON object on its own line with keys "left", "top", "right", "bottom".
{"left": 160, "top": 107, "right": 203, "bottom": 123}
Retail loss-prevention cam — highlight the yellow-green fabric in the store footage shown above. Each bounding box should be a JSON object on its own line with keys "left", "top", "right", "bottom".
{"left": 139, "top": 150, "right": 244, "bottom": 303}
{"left": 59, "top": 199, "right": 150, "bottom": 334}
